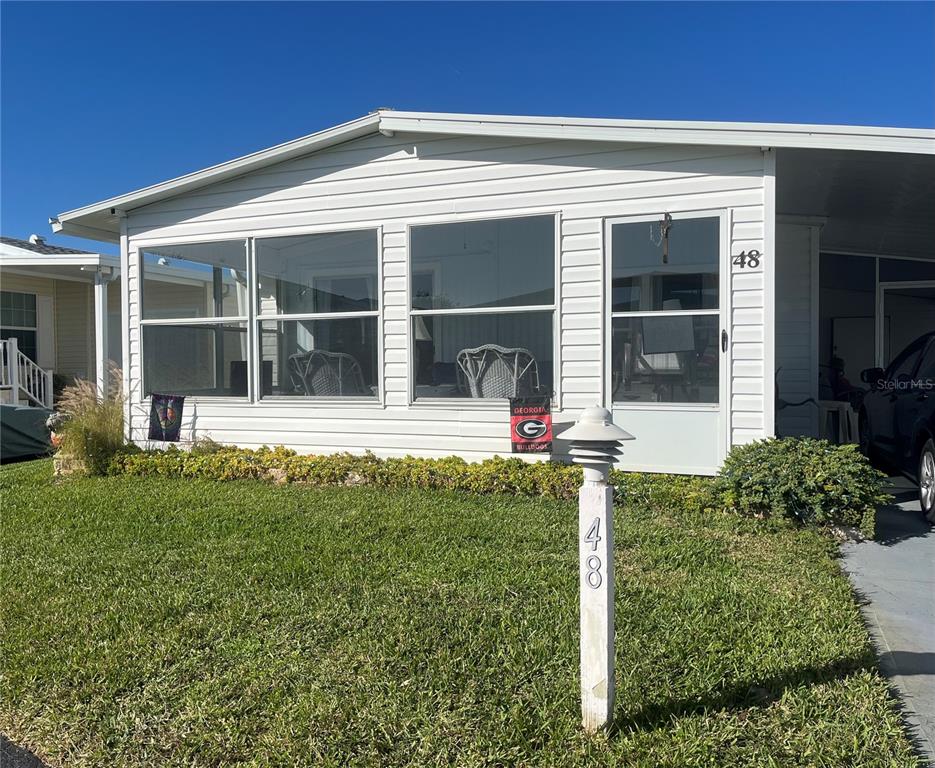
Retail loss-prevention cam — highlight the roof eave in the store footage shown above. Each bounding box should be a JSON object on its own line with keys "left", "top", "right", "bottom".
{"left": 52, "top": 112, "right": 382, "bottom": 240}
{"left": 378, "top": 112, "right": 935, "bottom": 154}
{"left": 51, "top": 110, "right": 935, "bottom": 243}
{"left": 0, "top": 251, "right": 119, "bottom": 269}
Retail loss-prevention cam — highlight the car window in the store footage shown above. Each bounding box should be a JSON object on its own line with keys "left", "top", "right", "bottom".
{"left": 886, "top": 338, "right": 926, "bottom": 382}
{"left": 915, "top": 340, "right": 935, "bottom": 384}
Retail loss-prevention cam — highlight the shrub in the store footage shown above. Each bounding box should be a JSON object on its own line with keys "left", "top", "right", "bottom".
{"left": 107, "top": 445, "right": 709, "bottom": 513}
{"left": 713, "top": 438, "right": 888, "bottom": 537}
{"left": 54, "top": 364, "right": 126, "bottom": 476}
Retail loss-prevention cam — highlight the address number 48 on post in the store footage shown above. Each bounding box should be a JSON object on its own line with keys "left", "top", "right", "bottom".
{"left": 584, "top": 517, "right": 602, "bottom": 589}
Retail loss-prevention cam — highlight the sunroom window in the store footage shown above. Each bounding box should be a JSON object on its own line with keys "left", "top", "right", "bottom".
{"left": 256, "top": 229, "right": 379, "bottom": 398}
{"left": 409, "top": 215, "right": 555, "bottom": 400}
{"left": 140, "top": 241, "right": 249, "bottom": 397}
{"left": 610, "top": 215, "right": 720, "bottom": 404}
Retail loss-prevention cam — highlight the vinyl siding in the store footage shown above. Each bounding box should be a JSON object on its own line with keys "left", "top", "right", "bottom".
{"left": 729, "top": 207, "right": 768, "bottom": 445}
{"left": 124, "top": 131, "right": 768, "bottom": 469}
{"left": 54, "top": 281, "right": 92, "bottom": 379}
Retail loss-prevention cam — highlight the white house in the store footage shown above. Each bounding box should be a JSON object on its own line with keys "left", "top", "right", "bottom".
{"left": 0, "top": 235, "right": 121, "bottom": 407}
{"left": 49, "top": 111, "right": 935, "bottom": 474}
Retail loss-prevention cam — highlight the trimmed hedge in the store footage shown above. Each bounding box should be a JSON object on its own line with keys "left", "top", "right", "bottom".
{"left": 104, "top": 437, "right": 887, "bottom": 536}
{"left": 106, "top": 444, "right": 713, "bottom": 513}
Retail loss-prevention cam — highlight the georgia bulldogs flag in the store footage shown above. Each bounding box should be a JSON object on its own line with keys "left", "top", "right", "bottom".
{"left": 510, "top": 396, "right": 553, "bottom": 454}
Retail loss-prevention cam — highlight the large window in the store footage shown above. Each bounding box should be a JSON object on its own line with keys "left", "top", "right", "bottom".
{"left": 409, "top": 215, "right": 555, "bottom": 400}
{"left": 0, "top": 291, "right": 38, "bottom": 362}
{"left": 140, "top": 241, "right": 249, "bottom": 397}
{"left": 610, "top": 215, "right": 720, "bottom": 404}
{"left": 256, "top": 230, "right": 379, "bottom": 398}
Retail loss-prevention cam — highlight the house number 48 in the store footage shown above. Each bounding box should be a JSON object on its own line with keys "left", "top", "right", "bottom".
{"left": 584, "top": 517, "right": 602, "bottom": 589}
{"left": 732, "top": 250, "right": 762, "bottom": 269}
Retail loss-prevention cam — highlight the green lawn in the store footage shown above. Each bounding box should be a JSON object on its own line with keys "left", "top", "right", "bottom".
{"left": 0, "top": 459, "right": 919, "bottom": 767}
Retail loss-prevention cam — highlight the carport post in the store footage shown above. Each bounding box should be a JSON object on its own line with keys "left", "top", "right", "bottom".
{"left": 559, "top": 407, "right": 634, "bottom": 732}
{"left": 93, "top": 269, "right": 109, "bottom": 398}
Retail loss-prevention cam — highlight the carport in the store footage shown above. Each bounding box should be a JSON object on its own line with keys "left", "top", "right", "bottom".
{"left": 774, "top": 148, "right": 935, "bottom": 439}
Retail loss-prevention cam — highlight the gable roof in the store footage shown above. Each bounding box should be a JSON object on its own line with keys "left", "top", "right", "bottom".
{"left": 0, "top": 235, "right": 96, "bottom": 255}
{"left": 51, "top": 110, "right": 935, "bottom": 242}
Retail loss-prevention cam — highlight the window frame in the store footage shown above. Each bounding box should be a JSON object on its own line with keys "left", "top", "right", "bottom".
{"left": 603, "top": 209, "right": 728, "bottom": 412}
{"left": 137, "top": 237, "right": 251, "bottom": 402}
{"left": 405, "top": 211, "right": 562, "bottom": 408}
{"left": 253, "top": 226, "right": 383, "bottom": 403}
{"left": 0, "top": 290, "right": 40, "bottom": 362}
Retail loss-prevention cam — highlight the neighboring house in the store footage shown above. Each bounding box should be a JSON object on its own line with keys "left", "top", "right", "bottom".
{"left": 50, "top": 111, "right": 935, "bottom": 473}
{"left": 0, "top": 235, "right": 121, "bottom": 407}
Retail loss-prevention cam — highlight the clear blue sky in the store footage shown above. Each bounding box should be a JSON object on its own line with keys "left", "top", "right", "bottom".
{"left": 2, "top": 1, "right": 933, "bottom": 254}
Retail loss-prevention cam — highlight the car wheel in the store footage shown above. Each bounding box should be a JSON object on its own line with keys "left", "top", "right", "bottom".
{"left": 919, "top": 439, "right": 935, "bottom": 523}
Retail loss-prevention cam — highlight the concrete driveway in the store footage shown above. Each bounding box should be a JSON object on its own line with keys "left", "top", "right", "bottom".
{"left": 841, "top": 477, "right": 935, "bottom": 765}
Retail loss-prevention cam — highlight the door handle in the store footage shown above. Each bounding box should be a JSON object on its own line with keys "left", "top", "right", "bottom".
{"left": 721, "top": 330, "right": 728, "bottom": 353}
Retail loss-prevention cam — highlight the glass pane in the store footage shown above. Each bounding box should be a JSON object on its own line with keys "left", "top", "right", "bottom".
{"left": 611, "top": 315, "right": 719, "bottom": 403}
{"left": 879, "top": 258, "right": 935, "bottom": 282}
{"left": 915, "top": 341, "right": 935, "bottom": 384}
{"left": 143, "top": 323, "right": 248, "bottom": 397}
{"left": 410, "top": 215, "right": 554, "bottom": 310}
{"left": 0, "top": 292, "right": 9, "bottom": 311}
{"left": 818, "top": 253, "right": 877, "bottom": 392}
{"left": 259, "top": 318, "right": 378, "bottom": 397}
{"left": 141, "top": 241, "right": 247, "bottom": 319}
{"left": 612, "top": 216, "right": 719, "bottom": 312}
{"left": 882, "top": 287, "right": 935, "bottom": 366}
{"left": 0, "top": 329, "right": 38, "bottom": 362}
{"left": 22, "top": 293, "right": 36, "bottom": 311}
{"left": 412, "top": 312, "right": 553, "bottom": 399}
{"left": 887, "top": 343, "right": 923, "bottom": 382}
{"left": 257, "top": 230, "right": 378, "bottom": 315}
{"left": 0, "top": 308, "right": 12, "bottom": 326}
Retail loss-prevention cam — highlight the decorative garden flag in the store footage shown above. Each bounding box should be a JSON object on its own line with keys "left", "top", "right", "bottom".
{"left": 510, "top": 396, "right": 553, "bottom": 453}
{"left": 148, "top": 394, "right": 185, "bottom": 442}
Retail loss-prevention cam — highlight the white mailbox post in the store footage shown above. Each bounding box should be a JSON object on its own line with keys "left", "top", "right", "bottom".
{"left": 559, "top": 407, "right": 634, "bottom": 733}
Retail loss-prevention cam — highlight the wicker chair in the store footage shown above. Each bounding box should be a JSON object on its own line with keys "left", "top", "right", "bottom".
{"left": 287, "top": 350, "right": 367, "bottom": 396}
{"left": 455, "top": 344, "right": 541, "bottom": 398}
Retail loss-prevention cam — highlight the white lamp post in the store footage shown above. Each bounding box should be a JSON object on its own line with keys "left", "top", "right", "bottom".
{"left": 559, "top": 406, "right": 634, "bottom": 733}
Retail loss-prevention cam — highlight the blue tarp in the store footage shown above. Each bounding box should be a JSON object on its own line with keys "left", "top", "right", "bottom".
{"left": 0, "top": 404, "right": 51, "bottom": 461}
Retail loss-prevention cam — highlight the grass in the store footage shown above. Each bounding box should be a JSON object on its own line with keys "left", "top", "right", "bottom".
{"left": 0, "top": 459, "right": 919, "bottom": 767}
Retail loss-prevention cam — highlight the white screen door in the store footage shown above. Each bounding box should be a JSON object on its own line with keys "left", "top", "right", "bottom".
{"left": 605, "top": 211, "right": 728, "bottom": 474}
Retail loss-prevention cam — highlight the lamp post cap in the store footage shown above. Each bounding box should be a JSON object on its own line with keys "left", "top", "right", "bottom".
{"left": 559, "top": 406, "right": 635, "bottom": 443}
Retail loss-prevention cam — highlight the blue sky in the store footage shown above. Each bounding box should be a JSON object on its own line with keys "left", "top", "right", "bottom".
{"left": 2, "top": 1, "right": 933, "bottom": 254}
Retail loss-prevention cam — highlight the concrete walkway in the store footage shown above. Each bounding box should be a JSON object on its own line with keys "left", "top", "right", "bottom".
{"left": 0, "top": 735, "right": 48, "bottom": 768}
{"left": 841, "top": 477, "right": 935, "bottom": 765}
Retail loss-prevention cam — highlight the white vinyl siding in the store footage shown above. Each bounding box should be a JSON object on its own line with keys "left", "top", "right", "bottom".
{"left": 729, "top": 205, "right": 768, "bottom": 445}
{"left": 123, "top": 132, "right": 767, "bottom": 466}
{"left": 55, "top": 280, "right": 93, "bottom": 380}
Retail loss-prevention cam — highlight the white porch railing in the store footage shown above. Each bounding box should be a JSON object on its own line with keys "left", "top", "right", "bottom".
{"left": 0, "top": 338, "right": 53, "bottom": 408}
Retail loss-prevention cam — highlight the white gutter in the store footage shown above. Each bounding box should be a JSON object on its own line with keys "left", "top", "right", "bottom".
{"left": 0, "top": 252, "right": 119, "bottom": 269}
{"left": 378, "top": 112, "right": 935, "bottom": 155}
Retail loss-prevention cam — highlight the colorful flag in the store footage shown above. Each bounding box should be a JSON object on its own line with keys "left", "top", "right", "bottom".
{"left": 148, "top": 393, "right": 185, "bottom": 442}
{"left": 510, "top": 396, "right": 552, "bottom": 454}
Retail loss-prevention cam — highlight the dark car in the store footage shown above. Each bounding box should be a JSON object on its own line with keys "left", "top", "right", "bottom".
{"left": 859, "top": 331, "right": 935, "bottom": 522}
